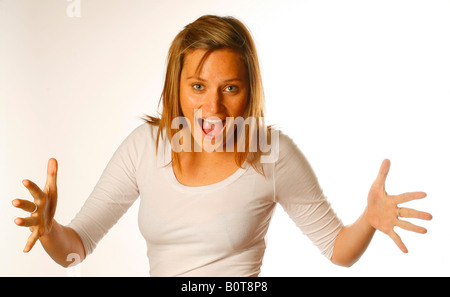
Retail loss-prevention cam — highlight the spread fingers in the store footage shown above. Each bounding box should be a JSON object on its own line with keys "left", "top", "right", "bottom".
{"left": 14, "top": 216, "right": 38, "bottom": 227}
{"left": 396, "top": 219, "right": 428, "bottom": 234}
{"left": 398, "top": 207, "right": 432, "bottom": 220}
{"left": 22, "top": 179, "right": 44, "bottom": 201}
{"left": 12, "top": 199, "right": 37, "bottom": 213}
{"left": 23, "top": 230, "right": 40, "bottom": 253}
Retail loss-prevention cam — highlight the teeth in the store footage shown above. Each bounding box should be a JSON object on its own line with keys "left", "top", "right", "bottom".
{"left": 203, "top": 118, "right": 223, "bottom": 123}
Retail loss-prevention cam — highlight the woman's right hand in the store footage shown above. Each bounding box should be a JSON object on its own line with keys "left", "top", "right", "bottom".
{"left": 12, "top": 158, "right": 58, "bottom": 253}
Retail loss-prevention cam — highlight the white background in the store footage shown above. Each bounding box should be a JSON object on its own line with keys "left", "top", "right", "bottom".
{"left": 1, "top": 0, "right": 449, "bottom": 276}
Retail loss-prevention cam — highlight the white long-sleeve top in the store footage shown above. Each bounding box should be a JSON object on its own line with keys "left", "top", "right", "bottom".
{"left": 67, "top": 123, "right": 343, "bottom": 276}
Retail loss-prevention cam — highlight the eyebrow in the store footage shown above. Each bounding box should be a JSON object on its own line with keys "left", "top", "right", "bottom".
{"left": 186, "top": 76, "right": 244, "bottom": 83}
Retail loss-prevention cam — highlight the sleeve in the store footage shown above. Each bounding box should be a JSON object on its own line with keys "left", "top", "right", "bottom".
{"left": 274, "top": 132, "right": 343, "bottom": 260}
{"left": 67, "top": 125, "right": 144, "bottom": 256}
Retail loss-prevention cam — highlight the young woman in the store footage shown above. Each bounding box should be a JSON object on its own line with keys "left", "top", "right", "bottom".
{"left": 12, "top": 15, "right": 432, "bottom": 276}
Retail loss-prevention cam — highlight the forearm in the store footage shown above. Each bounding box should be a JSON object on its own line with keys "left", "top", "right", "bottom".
{"left": 331, "top": 207, "right": 376, "bottom": 267}
{"left": 39, "top": 219, "right": 86, "bottom": 268}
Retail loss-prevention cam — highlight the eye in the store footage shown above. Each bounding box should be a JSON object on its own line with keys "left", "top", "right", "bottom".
{"left": 192, "top": 83, "right": 204, "bottom": 91}
{"left": 225, "top": 85, "right": 239, "bottom": 92}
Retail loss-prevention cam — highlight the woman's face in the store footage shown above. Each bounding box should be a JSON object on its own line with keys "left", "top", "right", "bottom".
{"left": 179, "top": 48, "right": 249, "bottom": 149}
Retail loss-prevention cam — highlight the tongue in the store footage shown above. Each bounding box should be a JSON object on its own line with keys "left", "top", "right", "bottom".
{"left": 203, "top": 120, "right": 223, "bottom": 137}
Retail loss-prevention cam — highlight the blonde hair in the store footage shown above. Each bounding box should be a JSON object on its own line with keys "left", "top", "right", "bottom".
{"left": 141, "top": 15, "right": 267, "bottom": 174}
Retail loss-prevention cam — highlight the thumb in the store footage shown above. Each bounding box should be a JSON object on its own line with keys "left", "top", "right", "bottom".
{"left": 44, "top": 158, "right": 58, "bottom": 193}
{"left": 374, "top": 158, "right": 390, "bottom": 188}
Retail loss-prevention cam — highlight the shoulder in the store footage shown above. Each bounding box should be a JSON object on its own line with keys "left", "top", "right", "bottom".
{"left": 277, "top": 130, "right": 299, "bottom": 151}
{"left": 256, "top": 128, "right": 304, "bottom": 169}
{"left": 271, "top": 130, "right": 321, "bottom": 195}
{"left": 260, "top": 128, "right": 302, "bottom": 164}
{"left": 127, "top": 122, "right": 161, "bottom": 143}
{"left": 264, "top": 129, "right": 313, "bottom": 175}
{"left": 112, "top": 123, "right": 162, "bottom": 158}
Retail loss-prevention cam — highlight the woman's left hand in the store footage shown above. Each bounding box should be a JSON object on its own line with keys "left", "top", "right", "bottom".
{"left": 366, "top": 159, "right": 432, "bottom": 253}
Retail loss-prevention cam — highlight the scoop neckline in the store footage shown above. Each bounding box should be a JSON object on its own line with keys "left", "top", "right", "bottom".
{"left": 161, "top": 138, "right": 250, "bottom": 193}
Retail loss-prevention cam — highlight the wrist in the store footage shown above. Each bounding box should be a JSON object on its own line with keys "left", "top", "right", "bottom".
{"left": 363, "top": 207, "right": 376, "bottom": 232}
{"left": 39, "top": 219, "right": 58, "bottom": 242}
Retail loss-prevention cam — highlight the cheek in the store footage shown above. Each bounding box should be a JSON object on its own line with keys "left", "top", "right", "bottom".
{"left": 179, "top": 88, "right": 198, "bottom": 117}
{"left": 231, "top": 94, "right": 249, "bottom": 117}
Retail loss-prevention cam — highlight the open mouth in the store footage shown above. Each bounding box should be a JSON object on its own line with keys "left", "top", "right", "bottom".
{"left": 197, "top": 117, "right": 226, "bottom": 139}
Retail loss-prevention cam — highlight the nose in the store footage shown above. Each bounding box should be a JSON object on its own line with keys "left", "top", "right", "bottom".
{"left": 204, "top": 90, "right": 224, "bottom": 114}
